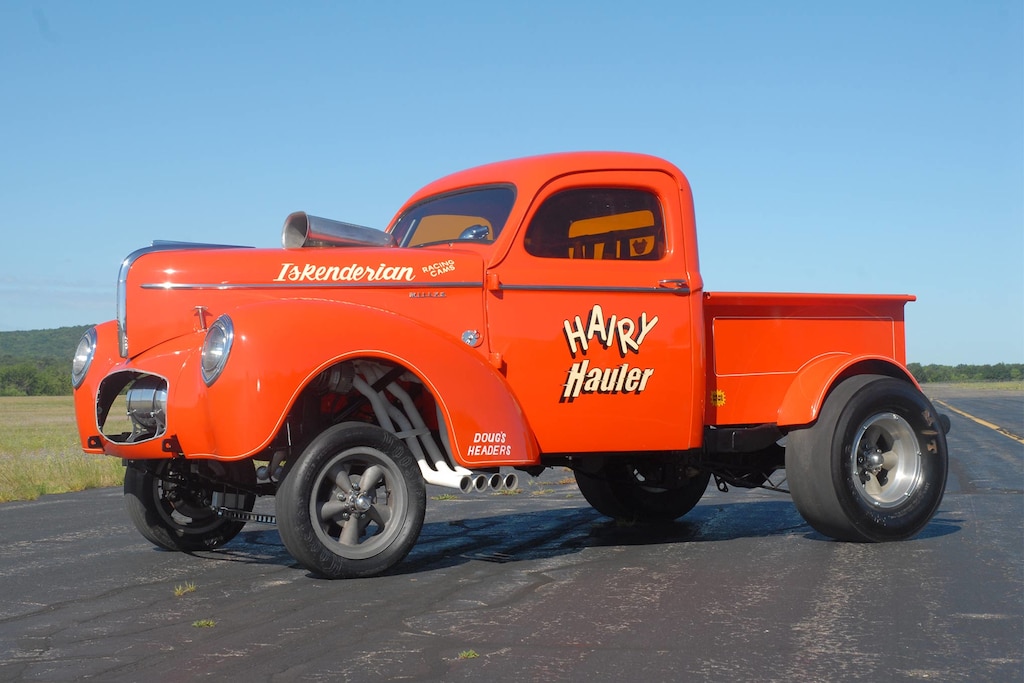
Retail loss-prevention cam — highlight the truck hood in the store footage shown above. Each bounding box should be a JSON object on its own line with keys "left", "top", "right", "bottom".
{"left": 118, "top": 242, "right": 483, "bottom": 358}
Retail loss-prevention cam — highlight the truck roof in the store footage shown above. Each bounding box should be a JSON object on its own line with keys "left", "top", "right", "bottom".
{"left": 402, "top": 151, "right": 690, "bottom": 209}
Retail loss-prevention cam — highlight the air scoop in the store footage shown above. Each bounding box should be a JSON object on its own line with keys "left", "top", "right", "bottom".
{"left": 282, "top": 211, "right": 395, "bottom": 249}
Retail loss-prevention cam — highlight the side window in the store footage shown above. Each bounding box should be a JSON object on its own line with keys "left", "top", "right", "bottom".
{"left": 524, "top": 188, "right": 666, "bottom": 260}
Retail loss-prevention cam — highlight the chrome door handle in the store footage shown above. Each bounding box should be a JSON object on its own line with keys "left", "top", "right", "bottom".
{"left": 658, "top": 279, "right": 690, "bottom": 294}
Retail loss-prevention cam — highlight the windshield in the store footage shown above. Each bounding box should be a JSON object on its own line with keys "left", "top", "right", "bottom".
{"left": 391, "top": 186, "right": 516, "bottom": 248}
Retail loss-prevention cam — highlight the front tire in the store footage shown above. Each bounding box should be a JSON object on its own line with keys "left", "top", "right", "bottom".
{"left": 124, "top": 458, "right": 256, "bottom": 552}
{"left": 786, "top": 375, "right": 948, "bottom": 542}
{"left": 276, "top": 423, "right": 426, "bottom": 579}
{"left": 574, "top": 459, "right": 710, "bottom": 522}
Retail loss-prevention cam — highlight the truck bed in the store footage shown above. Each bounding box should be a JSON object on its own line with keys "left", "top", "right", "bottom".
{"left": 703, "top": 291, "right": 915, "bottom": 427}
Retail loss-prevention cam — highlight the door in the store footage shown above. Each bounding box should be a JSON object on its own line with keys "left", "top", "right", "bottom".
{"left": 485, "top": 170, "right": 700, "bottom": 454}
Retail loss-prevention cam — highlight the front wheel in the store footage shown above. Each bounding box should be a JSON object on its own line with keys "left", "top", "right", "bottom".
{"left": 124, "top": 458, "right": 256, "bottom": 552}
{"left": 786, "top": 375, "right": 948, "bottom": 542}
{"left": 574, "top": 459, "right": 710, "bottom": 522}
{"left": 276, "top": 423, "right": 426, "bottom": 579}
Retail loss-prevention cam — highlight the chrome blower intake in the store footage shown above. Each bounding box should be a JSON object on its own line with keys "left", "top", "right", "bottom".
{"left": 282, "top": 211, "right": 395, "bottom": 249}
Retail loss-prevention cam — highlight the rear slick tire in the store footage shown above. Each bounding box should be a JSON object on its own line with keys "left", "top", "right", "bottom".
{"left": 786, "top": 375, "right": 948, "bottom": 542}
{"left": 574, "top": 460, "right": 710, "bottom": 523}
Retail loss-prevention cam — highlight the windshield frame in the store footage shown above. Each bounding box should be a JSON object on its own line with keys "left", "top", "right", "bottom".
{"left": 389, "top": 184, "right": 517, "bottom": 248}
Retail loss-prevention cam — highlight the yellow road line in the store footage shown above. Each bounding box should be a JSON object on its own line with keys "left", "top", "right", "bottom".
{"left": 933, "top": 399, "right": 1024, "bottom": 445}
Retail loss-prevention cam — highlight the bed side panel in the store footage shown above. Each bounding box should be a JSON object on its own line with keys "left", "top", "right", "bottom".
{"left": 703, "top": 292, "right": 912, "bottom": 426}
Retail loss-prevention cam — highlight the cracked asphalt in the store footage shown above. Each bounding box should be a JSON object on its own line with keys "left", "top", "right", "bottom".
{"left": 0, "top": 385, "right": 1020, "bottom": 681}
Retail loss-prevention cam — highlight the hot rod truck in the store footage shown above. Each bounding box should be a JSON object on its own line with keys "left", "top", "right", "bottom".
{"left": 72, "top": 152, "right": 950, "bottom": 579}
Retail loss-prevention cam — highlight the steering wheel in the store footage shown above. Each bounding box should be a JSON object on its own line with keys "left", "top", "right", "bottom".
{"left": 457, "top": 224, "right": 490, "bottom": 241}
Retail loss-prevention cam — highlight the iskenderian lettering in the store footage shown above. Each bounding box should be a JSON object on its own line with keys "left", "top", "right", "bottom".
{"left": 274, "top": 262, "right": 416, "bottom": 283}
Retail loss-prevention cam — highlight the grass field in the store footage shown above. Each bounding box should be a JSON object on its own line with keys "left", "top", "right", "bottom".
{"left": 929, "top": 380, "right": 1022, "bottom": 391}
{"left": 0, "top": 396, "right": 124, "bottom": 503}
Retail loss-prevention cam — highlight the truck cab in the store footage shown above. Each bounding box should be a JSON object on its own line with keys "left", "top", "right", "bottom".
{"left": 407, "top": 154, "right": 706, "bottom": 455}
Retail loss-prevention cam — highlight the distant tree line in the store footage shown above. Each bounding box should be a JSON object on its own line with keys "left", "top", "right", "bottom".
{"left": 0, "top": 358, "right": 73, "bottom": 396}
{"left": 0, "top": 326, "right": 1021, "bottom": 395}
{"left": 907, "top": 363, "right": 1023, "bottom": 384}
{"left": 0, "top": 326, "right": 91, "bottom": 397}
{"left": 0, "top": 357, "right": 1020, "bottom": 397}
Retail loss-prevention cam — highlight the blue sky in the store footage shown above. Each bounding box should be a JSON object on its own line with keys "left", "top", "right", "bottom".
{"left": 1, "top": 1, "right": 1021, "bottom": 364}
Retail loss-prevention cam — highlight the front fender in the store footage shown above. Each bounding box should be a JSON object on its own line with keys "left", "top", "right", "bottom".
{"left": 201, "top": 300, "right": 540, "bottom": 467}
{"left": 74, "top": 320, "right": 130, "bottom": 453}
{"left": 776, "top": 354, "right": 918, "bottom": 427}
{"left": 74, "top": 323, "right": 209, "bottom": 459}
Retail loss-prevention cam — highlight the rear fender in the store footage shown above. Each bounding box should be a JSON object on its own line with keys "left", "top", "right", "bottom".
{"left": 205, "top": 300, "right": 540, "bottom": 467}
{"left": 777, "top": 354, "right": 918, "bottom": 427}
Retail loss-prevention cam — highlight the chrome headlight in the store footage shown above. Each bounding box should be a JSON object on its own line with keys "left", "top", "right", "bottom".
{"left": 126, "top": 375, "right": 168, "bottom": 434}
{"left": 71, "top": 327, "right": 98, "bottom": 389}
{"left": 200, "top": 315, "right": 234, "bottom": 386}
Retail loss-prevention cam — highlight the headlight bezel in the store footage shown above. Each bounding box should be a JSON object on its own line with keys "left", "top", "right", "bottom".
{"left": 71, "top": 327, "right": 98, "bottom": 389}
{"left": 200, "top": 315, "right": 234, "bottom": 386}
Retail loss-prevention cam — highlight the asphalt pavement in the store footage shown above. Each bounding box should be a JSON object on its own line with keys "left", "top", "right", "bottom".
{"left": 0, "top": 385, "right": 1020, "bottom": 682}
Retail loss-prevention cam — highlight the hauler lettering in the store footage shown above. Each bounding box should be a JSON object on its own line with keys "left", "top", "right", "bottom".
{"left": 560, "top": 304, "right": 658, "bottom": 401}
{"left": 562, "top": 360, "right": 655, "bottom": 399}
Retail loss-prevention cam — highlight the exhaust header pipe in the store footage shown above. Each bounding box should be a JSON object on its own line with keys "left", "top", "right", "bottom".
{"left": 456, "top": 472, "right": 519, "bottom": 493}
{"left": 282, "top": 211, "right": 395, "bottom": 249}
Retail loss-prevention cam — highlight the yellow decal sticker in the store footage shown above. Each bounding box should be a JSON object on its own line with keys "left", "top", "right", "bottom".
{"left": 711, "top": 390, "right": 726, "bottom": 408}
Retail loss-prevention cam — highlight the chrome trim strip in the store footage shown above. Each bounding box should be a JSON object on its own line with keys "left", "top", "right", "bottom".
{"left": 140, "top": 281, "right": 690, "bottom": 295}
{"left": 117, "top": 241, "right": 250, "bottom": 358}
{"left": 499, "top": 283, "right": 692, "bottom": 295}
{"left": 140, "top": 281, "right": 483, "bottom": 291}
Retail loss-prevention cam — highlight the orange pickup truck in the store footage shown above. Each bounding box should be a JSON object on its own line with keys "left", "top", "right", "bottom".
{"left": 72, "top": 152, "right": 950, "bottom": 578}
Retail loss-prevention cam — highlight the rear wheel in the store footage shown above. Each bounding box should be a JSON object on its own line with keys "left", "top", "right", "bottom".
{"left": 574, "top": 459, "right": 710, "bottom": 522}
{"left": 124, "top": 458, "right": 256, "bottom": 551}
{"left": 276, "top": 423, "right": 426, "bottom": 579}
{"left": 786, "top": 375, "right": 948, "bottom": 541}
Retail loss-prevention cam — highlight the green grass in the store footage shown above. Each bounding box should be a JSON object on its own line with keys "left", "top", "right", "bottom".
{"left": 0, "top": 396, "right": 124, "bottom": 503}
{"left": 174, "top": 582, "right": 197, "bottom": 597}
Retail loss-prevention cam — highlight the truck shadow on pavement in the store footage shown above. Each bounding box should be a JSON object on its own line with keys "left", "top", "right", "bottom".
{"left": 195, "top": 499, "right": 961, "bottom": 578}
